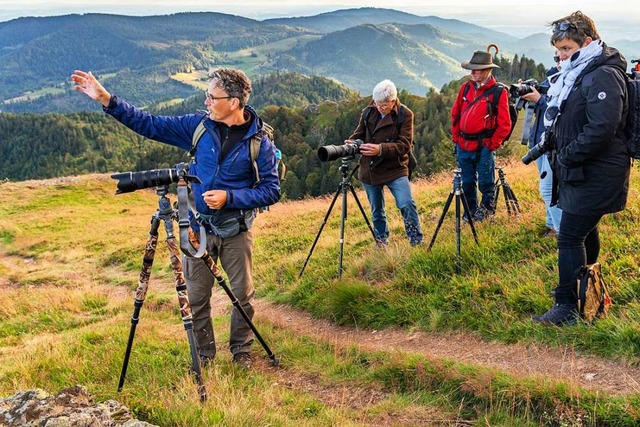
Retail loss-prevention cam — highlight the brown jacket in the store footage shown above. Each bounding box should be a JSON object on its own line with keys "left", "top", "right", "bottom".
{"left": 349, "top": 100, "right": 414, "bottom": 185}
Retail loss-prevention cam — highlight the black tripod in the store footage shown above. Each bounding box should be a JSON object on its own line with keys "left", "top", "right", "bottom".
{"left": 118, "top": 185, "right": 207, "bottom": 402}
{"left": 491, "top": 166, "right": 521, "bottom": 218}
{"left": 427, "top": 169, "right": 479, "bottom": 274}
{"left": 299, "top": 158, "right": 376, "bottom": 278}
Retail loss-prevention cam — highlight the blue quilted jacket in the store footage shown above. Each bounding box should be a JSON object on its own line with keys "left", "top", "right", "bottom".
{"left": 104, "top": 96, "right": 281, "bottom": 219}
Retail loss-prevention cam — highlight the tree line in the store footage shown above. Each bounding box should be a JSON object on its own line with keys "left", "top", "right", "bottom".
{"left": 0, "top": 58, "right": 547, "bottom": 199}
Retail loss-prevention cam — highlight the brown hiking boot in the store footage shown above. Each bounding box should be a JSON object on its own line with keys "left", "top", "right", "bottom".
{"left": 232, "top": 352, "right": 253, "bottom": 369}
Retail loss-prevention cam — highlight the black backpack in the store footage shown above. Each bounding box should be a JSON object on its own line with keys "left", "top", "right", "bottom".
{"left": 577, "top": 68, "right": 640, "bottom": 160}
{"left": 623, "top": 77, "right": 640, "bottom": 159}
{"left": 462, "top": 82, "right": 518, "bottom": 143}
{"left": 362, "top": 104, "right": 419, "bottom": 179}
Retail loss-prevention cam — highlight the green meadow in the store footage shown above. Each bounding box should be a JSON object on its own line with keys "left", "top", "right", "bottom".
{"left": 1, "top": 157, "right": 640, "bottom": 426}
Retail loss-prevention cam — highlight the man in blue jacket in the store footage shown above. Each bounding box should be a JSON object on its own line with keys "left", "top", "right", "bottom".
{"left": 71, "top": 68, "right": 281, "bottom": 368}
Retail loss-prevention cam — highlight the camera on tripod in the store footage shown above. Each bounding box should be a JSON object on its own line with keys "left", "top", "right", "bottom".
{"left": 522, "top": 130, "right": 555, "bottom": 165}
{"left": 317, "top": 139, "right": 363, "bottom": 162}
{"left": 111, "top": 162, "right": 200, "bottom": 194}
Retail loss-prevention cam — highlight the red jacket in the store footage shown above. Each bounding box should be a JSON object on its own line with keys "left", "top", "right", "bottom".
{"left": 451, "top": 76, "right": 511, "bottom": 152}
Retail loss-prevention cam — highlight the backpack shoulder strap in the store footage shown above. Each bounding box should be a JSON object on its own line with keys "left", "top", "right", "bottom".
{"left": 462, "top": 81, "right": 472, "bottom": 100}
{"left": 486, "top": 83, "right": 506, "bottom": 113}
{"left": 250, "top": 131, "right": 264, "bottom": 186}
{"left": 189, "top": 119, "right": 207, "bottom": 157}
{"left": 249, "top": 122, "right": 275, "bottom": 186}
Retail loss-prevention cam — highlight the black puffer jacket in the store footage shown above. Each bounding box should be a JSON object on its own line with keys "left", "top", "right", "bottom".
{"left": 552, "top": 44, "right": 630, "bottom": 215}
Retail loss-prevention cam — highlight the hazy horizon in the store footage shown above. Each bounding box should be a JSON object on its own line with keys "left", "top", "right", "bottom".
{"left": 0, "top": 1, "right": 638, "bottom": 41}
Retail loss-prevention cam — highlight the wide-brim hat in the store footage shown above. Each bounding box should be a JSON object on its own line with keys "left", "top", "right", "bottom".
{"left": 461, "top": 50, "right": 500, "bottom": 70}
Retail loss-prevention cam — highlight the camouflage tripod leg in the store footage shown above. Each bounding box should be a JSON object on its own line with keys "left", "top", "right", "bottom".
{"left": 118, "top": 216, "right": 160, "bottom": 393}
{"left": 118, "top": 213, "right": 208, "bottom": 402}
{"left": 166, "top": 229, "right": 207, "bottom": 402}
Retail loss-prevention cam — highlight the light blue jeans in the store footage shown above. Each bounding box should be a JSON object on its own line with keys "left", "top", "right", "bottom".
{"left": 362, "top": 176, "right": 423, "bottom": 245}
{"left": 535, "top": 154, "right": 562, "bottom": 231}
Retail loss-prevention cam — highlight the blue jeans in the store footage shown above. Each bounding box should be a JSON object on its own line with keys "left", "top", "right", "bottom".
{"left": 362, "top": 176, "right": 423, "bottom": 245}
{"left": 535, "top": 154, "right": 562, "bottom": 231}
{"left": 555, "top": 212, "right": 602, "bottom": 304}
{"left": 456, "top": 146, "right": 495, "bottom": 215}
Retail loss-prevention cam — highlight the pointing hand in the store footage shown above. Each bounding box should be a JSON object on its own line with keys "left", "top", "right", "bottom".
{"left": 71, "top": 70, "right": 111, "bottom": 107}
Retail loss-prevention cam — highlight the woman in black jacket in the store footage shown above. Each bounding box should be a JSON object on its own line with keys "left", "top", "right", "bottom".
{"left": 532, "top": 11, "right": 630, "bottom": 325}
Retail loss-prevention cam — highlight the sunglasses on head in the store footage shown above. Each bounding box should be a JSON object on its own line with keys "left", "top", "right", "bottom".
{"left": 553, "top": 22, "right": 577, "bottom": 32}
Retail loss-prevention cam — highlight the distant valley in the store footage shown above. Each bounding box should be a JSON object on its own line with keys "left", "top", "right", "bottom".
{"left": 3, "top": 7, "right": 637, "bottom": 114}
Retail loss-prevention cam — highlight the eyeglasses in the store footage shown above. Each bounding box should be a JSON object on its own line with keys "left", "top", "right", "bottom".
{"left": 204, "top": 91, "right": 232, "bottom": 102}
{"left": 374, "top": 100, "right": 395, "bottom": 109}
{"left": 553, "top": 22, "right": 577, "bottom": 32}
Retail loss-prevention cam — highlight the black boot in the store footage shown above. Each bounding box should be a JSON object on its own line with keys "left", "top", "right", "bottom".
{"left": 532, "top": 303, "right": 578, "bottom": 326}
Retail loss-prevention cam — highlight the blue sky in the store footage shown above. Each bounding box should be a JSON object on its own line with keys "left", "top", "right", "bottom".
{"left": 0, "top": 0, "right": 637, "bottom": 40}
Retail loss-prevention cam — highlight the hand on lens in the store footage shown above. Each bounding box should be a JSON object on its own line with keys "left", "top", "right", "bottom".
{"left": 522, "top": 88, "right": 541, "bottom": 103}
{"left": 359, "top": 143, "right": 380, "bottom": 156}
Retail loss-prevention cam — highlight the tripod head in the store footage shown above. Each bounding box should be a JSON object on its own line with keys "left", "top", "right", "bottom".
{"left": 338, "top": 158, "right": 359, "bottom": 181}
{"left": 451, "top": 168, "right": 463, "bottom": 191}
{"left": 153, "top": 185, "right": 176, "bottom": 220}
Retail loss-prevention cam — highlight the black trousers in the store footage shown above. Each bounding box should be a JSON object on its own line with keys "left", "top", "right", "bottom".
{"left": 555, "top": 211, "right": 602, "bottom": 304}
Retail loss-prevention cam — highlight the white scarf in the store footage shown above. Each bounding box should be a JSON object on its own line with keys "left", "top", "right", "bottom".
{"left": 544, "top": 39, "right": 604, "bottom": 128}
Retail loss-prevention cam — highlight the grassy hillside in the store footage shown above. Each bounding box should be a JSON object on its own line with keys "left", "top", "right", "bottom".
{"left": 1, "top": 156, "right": 640, "bottom": 425}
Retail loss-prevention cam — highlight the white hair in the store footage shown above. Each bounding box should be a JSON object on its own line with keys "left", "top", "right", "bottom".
{"left": 372, "top": 79, "right": 397, "bottom": 102}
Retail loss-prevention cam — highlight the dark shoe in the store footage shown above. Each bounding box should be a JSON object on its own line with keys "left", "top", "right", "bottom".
{"left": 462, "top": 209, "right": 476, "bottom": 223}
{"left": 540, "top": 227, "right": 557, "bottom": 238}
{"left": 232, "top": 352, "right": 253, "bottom": 369}
{"left": 200, "top": 355, "right": 214, "bottom": 368}
{"left": 532, "top": 303, "right": 578, "bottom": 326}
{"left": 410, "top": 238, "right": 423, "bottom": 247}
{"left": 375, "top": 238, "right": 389, "bottom": 248}
{"left": 472, "top": 205, "right": 494, "bottom": 223}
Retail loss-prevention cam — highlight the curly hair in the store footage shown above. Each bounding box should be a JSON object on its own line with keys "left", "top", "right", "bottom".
{"left": 207, "top": 68, "right": 252, "bottom": 107}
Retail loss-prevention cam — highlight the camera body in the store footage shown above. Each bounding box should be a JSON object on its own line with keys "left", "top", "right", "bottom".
{"left": 317, "top": 139, "right": 363, "bottom": 162}
{"left": 509, "top": 78, "right": 547, "bottom": 98}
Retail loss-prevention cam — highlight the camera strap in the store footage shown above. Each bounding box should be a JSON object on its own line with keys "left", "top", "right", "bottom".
{"left": 177, "top": 178, "right": 207, "bottom": 258}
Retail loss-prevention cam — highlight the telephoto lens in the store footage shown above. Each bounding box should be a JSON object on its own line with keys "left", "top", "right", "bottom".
{"left": 521, "top": 142, "right": 547, "bottom": 165}
{"left": 317, "top": 139, "right": 362, "bottom": 162}
{"left": 111, "top": 168, "right": 180, "bottom": 194}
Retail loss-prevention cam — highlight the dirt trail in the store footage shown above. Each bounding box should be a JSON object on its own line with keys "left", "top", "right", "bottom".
{"left": 251, "top": 299, "right": 640, "bottom": 397}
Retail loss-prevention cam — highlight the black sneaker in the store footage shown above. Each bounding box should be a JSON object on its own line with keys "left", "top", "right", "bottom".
{"left": 532, "top": 303, "right": 578, "bottom": 326}
{"left": 200, "top": 355, "right": 214, "bottom": 368}
{"left": 539, "top": 227, "right": 557, "bottom": 238}
{"left": 232, "top": 352, "right": 253, "bottom": 369}
{"left": 472, "top": 205, "right": 495, "bottom": 223}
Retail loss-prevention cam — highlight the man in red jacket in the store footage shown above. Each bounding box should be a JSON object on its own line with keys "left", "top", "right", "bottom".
{"left": 451, "top": 49, "right": 512, "bottom": 222}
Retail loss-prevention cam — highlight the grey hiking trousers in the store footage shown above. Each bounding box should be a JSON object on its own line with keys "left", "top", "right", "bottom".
{"left": 183, "top": 229, "right": 255, "bottom": 359}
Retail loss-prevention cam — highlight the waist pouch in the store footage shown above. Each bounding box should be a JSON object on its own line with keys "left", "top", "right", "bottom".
{"left": 198, "top": 209, "right": 256, "bottom": 239}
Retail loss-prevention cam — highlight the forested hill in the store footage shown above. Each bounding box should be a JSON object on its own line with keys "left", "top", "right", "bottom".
{"left": 1, "top": 8, "right": 577, "bottom": 114}
{"left": 155, "top": 72, "right": 360, "bottom": 117}
{"left": 0, "top": 56, "right": 547, "bottom": 200}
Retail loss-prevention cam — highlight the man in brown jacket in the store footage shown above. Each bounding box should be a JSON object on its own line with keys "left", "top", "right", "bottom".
{"left": 347, "top": 79, "right": 423, "bottom": 246}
